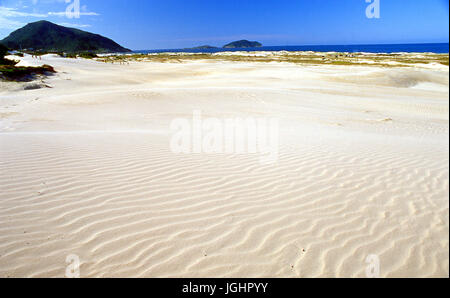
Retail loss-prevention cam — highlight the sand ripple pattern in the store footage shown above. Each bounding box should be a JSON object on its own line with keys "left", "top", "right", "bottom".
{"left": 0, "top": 132, "right": 448, "bottom": 278}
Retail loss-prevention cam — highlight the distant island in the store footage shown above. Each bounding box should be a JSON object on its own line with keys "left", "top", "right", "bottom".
{"left": 188, "top": 45, "right": 218, "bottom": 50}
{"left": 0, "top": 20, "right": 131, "bottom": 54}
{"left": 186, "top": 40, "right": 263, "bottom": 50}
{"left": 223, "top": 40, "right": 262, "bottom": 48}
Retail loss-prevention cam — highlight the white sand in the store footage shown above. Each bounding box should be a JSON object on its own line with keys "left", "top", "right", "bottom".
{"left": 0, "top": 54, "right": 448, "bottom": 277}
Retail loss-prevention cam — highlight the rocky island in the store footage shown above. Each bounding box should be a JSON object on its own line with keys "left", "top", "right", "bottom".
{"left": 223, "top": 40, "right": 262, "bottom": 48}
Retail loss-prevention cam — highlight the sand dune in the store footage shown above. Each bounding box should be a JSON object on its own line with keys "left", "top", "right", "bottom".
{"left": 0, "top": 54, "right": 448, "bottom": 277}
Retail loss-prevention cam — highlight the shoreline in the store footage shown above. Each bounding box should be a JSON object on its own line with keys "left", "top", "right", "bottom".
{"left": 131, "top": 42, "right": 450, "bottom": 55}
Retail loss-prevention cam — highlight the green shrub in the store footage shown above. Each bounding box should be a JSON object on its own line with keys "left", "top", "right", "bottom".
{"left": 0, "top": 43, "right": 10, "bottom": 64}
{"left": 0, "top": 43, "right": 8, "bottom": 59}
{"left": 59, "top": 52, "right": 97, "bottom": 59}
{"left": 78, "top": 52, "right": 98, "bottom": 59}
{"left": 0, "top": 64, "right": 55, "bottom": 81}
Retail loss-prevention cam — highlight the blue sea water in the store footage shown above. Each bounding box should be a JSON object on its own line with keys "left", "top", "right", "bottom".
{"left": 135, "top": 43, "right": 449, "bottom": 54}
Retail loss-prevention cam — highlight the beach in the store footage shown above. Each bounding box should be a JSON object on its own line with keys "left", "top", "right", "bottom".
{"left": 0, "top": 53, "right": 448, "bottom": 277}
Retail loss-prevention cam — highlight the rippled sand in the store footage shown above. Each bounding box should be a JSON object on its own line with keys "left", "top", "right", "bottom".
{"left": 0, "top": 54, "right": 448, "bottom": 277}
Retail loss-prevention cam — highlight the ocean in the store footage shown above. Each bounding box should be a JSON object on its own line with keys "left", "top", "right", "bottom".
{"left": 135, "top": 43, "right": 449, "bottom": 54}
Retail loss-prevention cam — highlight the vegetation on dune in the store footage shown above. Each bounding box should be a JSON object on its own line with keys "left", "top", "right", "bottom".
{"left": 10, "top": 50, "right": 99, "bottom": 59}
{"left": 0, "top": 43, "right": 56, "bottom": 82}
{"left": 63, "top": 52, "right": 98, "bottom": 59}
{"left": 0, "top": 64, "right": 55, "bottom": 81}
{"left": 0, "top": 44, "right": 7, "bottom": 56}
{"left": 0, "top": 43, "right": 9, "bottom": 64}
{"left": 77, "top": 52, "right": 98, "bottom": 59}
{"left": 0, "top": 44, "right": 19, "bottom": 66}
{"left": 98, "top": 52, "right": 449, "bottom": 68}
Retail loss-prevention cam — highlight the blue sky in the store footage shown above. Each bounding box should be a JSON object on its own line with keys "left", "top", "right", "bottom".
{"left": 0, "top": 0, "right": 448, "bottom": 50}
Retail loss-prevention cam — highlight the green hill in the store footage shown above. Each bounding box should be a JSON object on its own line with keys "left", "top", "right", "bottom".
{"left": 223, "top": 40, "right": 262, "bottom": 48}
{"left": 0, "top": 20, "right": 131, "bottom": 53}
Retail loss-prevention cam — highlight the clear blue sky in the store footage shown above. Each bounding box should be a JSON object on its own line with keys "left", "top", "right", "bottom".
{"left": 0, "top": 0, "right": 448, "bottom": 50}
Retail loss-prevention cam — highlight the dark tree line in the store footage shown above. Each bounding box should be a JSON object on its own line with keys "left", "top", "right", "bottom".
{"left": 0, "top": 44, "right": 9, "bottom": 63}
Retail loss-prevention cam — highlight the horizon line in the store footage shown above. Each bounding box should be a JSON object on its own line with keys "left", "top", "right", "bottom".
{"left": 133, "top": 41, "right": 450, "bottom": 52}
